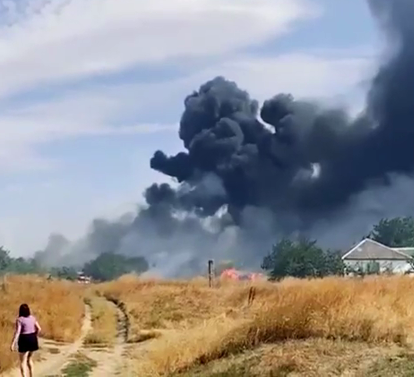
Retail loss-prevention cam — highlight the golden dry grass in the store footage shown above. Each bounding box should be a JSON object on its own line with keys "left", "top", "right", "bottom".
{"left": 100, "top": 275, "right": 253, "bottom": 340}
{"left": 0, "top": 275, "right": 85, "bottom": 374}
{"left": 101, "top": 275, "right": 414, "bottom": 376}
{"left": 83, "top": 296, "right": 118, "bottom": 346}
{"left": 3, "top": 273, "right": 414, "bottom": 376}
{"left": 177, "top": 339, "right": 407, "bottom": 377}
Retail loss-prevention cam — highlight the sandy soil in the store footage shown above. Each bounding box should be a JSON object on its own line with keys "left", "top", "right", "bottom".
{"left": 85, "top": 300, "right": 128, "bottom": 377}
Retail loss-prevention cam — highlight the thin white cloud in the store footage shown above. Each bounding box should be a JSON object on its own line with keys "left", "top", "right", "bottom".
{"left": 0, "top": 121, "right": 176, "bottom": 172}
{"left": 0, "top": 0, "right": 317, "bottom": 97}
{"left": 0, "top": 0, "right": 320, "bottom": 172}
{"left": 89, "top": 49, "right": 373, "bottom": 121}
{"left": 191, "top": 52, "right": 373, "bottom": 102}
{"left": 0, "top": 48, "right": 372, "bottom": 172}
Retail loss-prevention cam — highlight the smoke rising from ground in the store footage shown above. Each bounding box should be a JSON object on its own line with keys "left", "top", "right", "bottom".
{"left": 36, "top": 0, "right": 414, "bottom": 276}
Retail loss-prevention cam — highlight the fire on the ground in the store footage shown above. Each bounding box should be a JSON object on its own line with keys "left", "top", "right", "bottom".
{"left": 220, "top": 268, "right": 265, "bottom": 281}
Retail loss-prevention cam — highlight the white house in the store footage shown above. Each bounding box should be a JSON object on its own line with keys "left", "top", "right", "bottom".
{"left": 342, "top": 239, "right": 413, "bottom": 275}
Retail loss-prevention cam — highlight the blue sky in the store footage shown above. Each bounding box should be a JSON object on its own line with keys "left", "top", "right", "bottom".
{"left": 0, "top": 0, "right": 379, "bottom": 256}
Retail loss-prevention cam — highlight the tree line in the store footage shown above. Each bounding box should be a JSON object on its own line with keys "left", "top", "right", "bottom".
{"left": 0, "top": 248, "right": 148, "bottom": 282}
{"left": 1, "top": 216, "right": 413, "bottom": 282}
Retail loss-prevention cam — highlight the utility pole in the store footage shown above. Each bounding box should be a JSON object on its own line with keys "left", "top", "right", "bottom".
{"left": 1, "top": 272, "right": 8, "bottom": 293}
{"left": 208, "top": 259, "right": 214, "bottom": 288}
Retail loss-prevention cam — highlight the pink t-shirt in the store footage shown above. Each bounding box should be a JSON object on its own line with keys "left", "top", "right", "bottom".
{"left": 17, "top": 315, "right": 36, "bottom": 335}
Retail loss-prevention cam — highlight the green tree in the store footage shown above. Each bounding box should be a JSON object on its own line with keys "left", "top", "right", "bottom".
{"left": 50, "top": 266, "right": 78, "bottom": 281}
{"left": 0, "top": 246, "right": 11, "bottom": 272}
{"left": 0, "top": 246, "right": 48, "bottom": 275}
{"left": 368, "top": 217, "right": 414, "bottom": 247}
{"left": 7, "top": 257, "right": 46, "bottom": 274}
{"left": 83, "top": 252, "right": 149, "bottom": 282}
{"left": 261, "top": 238, "right": 344, "bottom": 281}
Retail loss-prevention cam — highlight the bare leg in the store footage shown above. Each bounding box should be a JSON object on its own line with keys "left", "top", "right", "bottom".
{"left": 18, "top": 352, "right": 28, "bottom": 377}
{"left": 27, "top": 352, "right": 34, "bottom": 377}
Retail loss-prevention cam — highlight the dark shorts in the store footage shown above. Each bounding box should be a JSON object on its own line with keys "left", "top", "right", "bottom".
{"left": 18, "top": 333, "right": 39, "bottom": 353}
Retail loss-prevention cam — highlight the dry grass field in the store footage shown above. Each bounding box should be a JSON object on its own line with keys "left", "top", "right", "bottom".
{"left": 3, "top": 274, "right": 414, "bottom": 376}
{"left": 100, "top": 275, "right": 414, "bottom": 376}
{"left": 0, "top": 275, "right": 85, "bottom": 374}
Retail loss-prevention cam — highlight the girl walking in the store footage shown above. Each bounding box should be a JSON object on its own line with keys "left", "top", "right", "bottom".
{"left": 10, "top": 304, "right": 41, "bottom": 377}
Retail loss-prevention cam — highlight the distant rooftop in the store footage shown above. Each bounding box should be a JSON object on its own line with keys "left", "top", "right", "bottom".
{"left": 392, "top": 247, "right": 414, "bottom": 257}
{"left": 342, "top": 239, "right": 413, "bottom": 261}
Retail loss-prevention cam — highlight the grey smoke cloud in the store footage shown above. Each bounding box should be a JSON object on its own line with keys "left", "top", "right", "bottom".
{"left": 37, "top": 0, "right": 414, "bottom": 276}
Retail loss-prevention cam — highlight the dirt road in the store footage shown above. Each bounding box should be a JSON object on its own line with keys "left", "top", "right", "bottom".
{"left": 3, "top": 298, "right": 130, "bottom": 376}
{"left": 4, "top": 305, "right": 91, "bottom": 377}
{"left": 83, "top": 299, "right": 128, "bottom": 377}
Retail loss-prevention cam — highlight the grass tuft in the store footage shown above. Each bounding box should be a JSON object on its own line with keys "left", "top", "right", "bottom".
{"left": 61, "top": 352, "right": 97, "bottom": 377}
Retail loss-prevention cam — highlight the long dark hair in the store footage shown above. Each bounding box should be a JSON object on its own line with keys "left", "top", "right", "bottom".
{"left": 19, "top": 304, "right": 31, "bottom": 318}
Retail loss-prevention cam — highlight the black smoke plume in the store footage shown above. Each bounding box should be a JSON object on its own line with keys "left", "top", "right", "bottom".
{"left": 37, "top": 0, "right": 414, "bottom": 276}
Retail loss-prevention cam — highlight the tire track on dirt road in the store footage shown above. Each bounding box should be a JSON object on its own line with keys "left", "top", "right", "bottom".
{"left": 85, "top": 299, "right": 128, "bottom": 377}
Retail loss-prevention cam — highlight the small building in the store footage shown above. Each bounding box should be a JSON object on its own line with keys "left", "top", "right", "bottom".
{"left": 342, "top": 239, "right": 413, "bottom": 275}
{"left": 77, "top": 271, "right": 91, "bottom": 284}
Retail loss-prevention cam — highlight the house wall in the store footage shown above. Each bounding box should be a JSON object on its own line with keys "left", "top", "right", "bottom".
{"left": 344, "top": 260, "right": 412, "bottom": 274}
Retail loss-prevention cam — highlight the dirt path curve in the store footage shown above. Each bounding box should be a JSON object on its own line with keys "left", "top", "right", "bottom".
{"left": 84, "top": 300, "right": 128, "bottom": 377}
{"left": 4, "top": 305, "right": 92, "bottom": 377}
